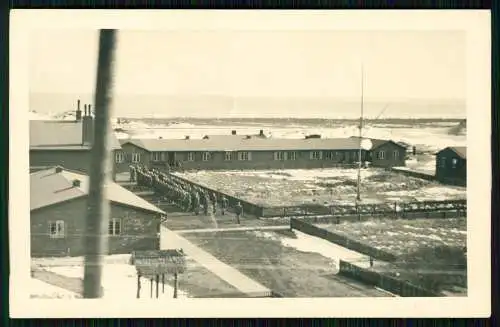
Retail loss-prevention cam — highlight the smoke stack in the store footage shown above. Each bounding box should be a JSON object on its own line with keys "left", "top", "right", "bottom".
{"left": 231, "top": 130, "right": 236, "bottom": 135}
{"left": 76, "top": 99, "right": 82, "bottom": 121}
{"left": 84, "top": 104, "right": 87, "bottom": 116}
{"left": 88, "top": 104, "right": 92, "bottom": 116}
{"left": 82, "top": 104, "right": 94, "bottom": 145}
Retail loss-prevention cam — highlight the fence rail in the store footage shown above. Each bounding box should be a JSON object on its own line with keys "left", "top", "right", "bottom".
{"left": 338, "top": 260, "right": 443, "bottom": 297}
{"left": 390, "top": 167, "right": 436, "bottom": 181}
{"left": 131, "top": 165, "right": 466, "bottom": 220}
{"left": 265, "top": 199, "right": 466, "bottom": 219}
{"left": 290, "top": 218, "right": 398, "bottom": 262}
{"left": 290, "top": 218, "right": 447, "bottom": 297}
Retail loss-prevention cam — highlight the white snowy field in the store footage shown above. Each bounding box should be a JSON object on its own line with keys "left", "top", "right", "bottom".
{"left": 320, "top": 218, "right": 467, "bottom": 256}
{"left": 115, "top": 123, "right": 465, "bottom": 154}
{"left": 251, "top": 230, "right": 377, "bottom": 271}
{"left": 32, "top": 254, "right": 189, "bottom": 299}
{"left": 30, "top": 278, "right": 81, "bottom": 299}
{"left": 176, "top": 168, "right": 466, "bottom": 206}
{"left": 28, "top": 111, "right": 58, "bottom": 120}
{"left": 28, "top": 110, "right": 466, "bottom": 154}
{"left": 403, "top": 158, "right": 437, "bottom": 174}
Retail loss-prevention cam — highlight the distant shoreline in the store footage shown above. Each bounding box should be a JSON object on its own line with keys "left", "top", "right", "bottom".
{"left": 119, "top": 117, "right": 466, "bottom": 125}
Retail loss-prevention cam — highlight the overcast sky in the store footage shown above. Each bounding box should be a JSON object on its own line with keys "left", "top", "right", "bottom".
{"left": 30, "top": 29, "right": 465, "bottom": 101}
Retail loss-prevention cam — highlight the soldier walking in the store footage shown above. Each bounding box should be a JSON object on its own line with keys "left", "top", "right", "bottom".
{"left": 192, "top": 192, "right": 200, "bottom": 215}
{"left": 235, "top": 201, "right": 243, "bottom": 225}
{"left": 203, "top": 198, "right": 209, "bottom": 216}
{"left": 212, "top": 198, "right": 217, "bottom": 215}
{"left": 221, "top": 195, "right": 228, "bottom": 216}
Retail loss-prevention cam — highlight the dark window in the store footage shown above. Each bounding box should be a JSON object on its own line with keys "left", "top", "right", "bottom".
{"left": 108, "top": 218, "right": 121, "bottom": 236}
{"left": 440, "top": 157, "right": 446, "bottom": 168}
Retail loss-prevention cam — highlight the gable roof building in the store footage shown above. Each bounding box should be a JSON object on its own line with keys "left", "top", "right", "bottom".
{"left": 434, "top": 146, "right": 467, "bottom": 187}
{"left": 30, "top": 120, "right": 122, "bottom": 151}
{"left": 436, "top": 146, "right": 466, "bottom": 160}
{"left": 29, "top": 100, "right": 124, "bottom": 180}
{"left": 30, "top": 166, "right": 164, "bottom": 214}
{"left": 122, "top": 137, "right": 364, "bottom": 153}
{"left": 30, "top": 166, "right": 164, "bottom": 257}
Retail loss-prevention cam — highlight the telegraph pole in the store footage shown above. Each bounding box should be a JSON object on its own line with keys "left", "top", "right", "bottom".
{"left": 356, "top": 64, "right": 364, "bottom": 202}
{"left": 83, "top": 29, "right": 117, "bottom": 298}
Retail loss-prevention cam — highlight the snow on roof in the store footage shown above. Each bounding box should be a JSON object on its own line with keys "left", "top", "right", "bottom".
{"left": 348, "top": 136, "right": 405, "bottom": 150}
{"left": 436, "top": 146, "right": 467, "bottom": 159}
{"left": 30, "top": 120, "right": 122, "bottom": 150}
{"left": 30, "top": 167, "right": 165, "bottom": 215}
{"left": 122, "top": 137, "right": 365, "bottom": 152}
{"left": 449, "top": 146, "right": 467, "bottom": 159}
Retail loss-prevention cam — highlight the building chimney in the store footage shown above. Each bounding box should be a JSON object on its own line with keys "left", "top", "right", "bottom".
{"left": 88, "top": 104, "right": 92, "bottom": 116}
{"left": 55, "top": 166, "right": 63, "bottom": 173}
{"left": 231, "top": 130, "right": 237, "bottom": 135}
{"left": 185, "top": 135, "right": 190, "bottom": 140}
{"left": 82, "top": 104, "right": 94, "bottom": 145}
{"left": 76, "top": 99, "right": 82, "bottom": 121}
{"left": 259, "top": 129, "right": 264, "bottom": 136}
{"left": 72, "top": 179, "right": 81, "bottom": 187}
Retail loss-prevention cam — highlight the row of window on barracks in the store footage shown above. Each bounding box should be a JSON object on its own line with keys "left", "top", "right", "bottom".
{"left": 114, "top": 149, "right": 401, "bottom": 164}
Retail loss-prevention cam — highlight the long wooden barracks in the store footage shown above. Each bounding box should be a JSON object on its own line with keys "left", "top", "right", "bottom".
{"left": 120, "top": 133, "right": 407, "bottom": 170}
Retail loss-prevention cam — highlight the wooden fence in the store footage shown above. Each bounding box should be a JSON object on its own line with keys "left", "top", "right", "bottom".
{"left": 290, "top": 218, "right": 398, "bottom": 262}
{"left": 338, "top": 260, "right": 443, "bottom": 297}
{"left": 391, "top": 167, "right": 436, "bottom": 181}
{"left": 266, "top": 199, "right": 466, "bottom": 219}
{"left": 133, "top": 166, "right": 466, "bottom": 220}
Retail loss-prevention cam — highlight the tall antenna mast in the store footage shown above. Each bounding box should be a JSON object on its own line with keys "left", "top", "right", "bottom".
{"left": 356, "top": 63, "right": 364, "bottom": 202}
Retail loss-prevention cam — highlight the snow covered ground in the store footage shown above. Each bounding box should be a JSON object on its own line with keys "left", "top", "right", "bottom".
{"left": 251, "top": 230, "right": 375, "bottom": 271}
{"left": 28, "top": 111, "right": 57, "bottom": 120}
{"left": 321, "top": 218, "right": 467, "bottom": 256}
{"left": 113, "top": 123, "right": 465, "bottom": 153}
{"left": 30, "top": 278, "right": 80, "bottom": 299}
{"left": 217, "top": 167, "right": 380, "bottom": 181}
{"left": 28, "top": 109, "right": 465, "bottom": 154}
{"left": 32, "top": 254, "right": 189, "bottom": 299}
{"left": 176, "top": 168, "right": 466, "bottom": 206}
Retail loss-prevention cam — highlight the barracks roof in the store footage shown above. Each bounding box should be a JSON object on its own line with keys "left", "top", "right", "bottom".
{"left": 30, "top": 166, "right": 165, "bottom": 214}
{"left": 30, "top": 120, "right": 122, "bottom": 150}
{"left": 121, "top": 137, "right": 366, "bottom": 152}
{"left": 436, "top": 146, "right": 467, "bottom": 159}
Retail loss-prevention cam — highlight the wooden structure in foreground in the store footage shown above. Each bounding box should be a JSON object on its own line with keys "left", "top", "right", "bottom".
{"left": 132, "top": 249, "right": 187, "bottom": 299}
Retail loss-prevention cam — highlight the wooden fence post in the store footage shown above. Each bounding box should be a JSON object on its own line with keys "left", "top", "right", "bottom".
{"left": 156, "top": 275, "right": 159, "bottom": 298}
{"left": 173, "top": 272, "right": 178, "bottom": 298}
{"left": 137, "top": 274, "right": 141, "bottom": 298}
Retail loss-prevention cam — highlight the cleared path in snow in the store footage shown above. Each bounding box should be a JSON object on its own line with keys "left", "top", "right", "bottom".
{"left": 32, "top": 268, "right": 84, "bottom": 295}
{"left": 176, "top": 225, "right": 290, "bottom": 234}
{"left": 160, "top": 225, "right": 272, "bottom": 297}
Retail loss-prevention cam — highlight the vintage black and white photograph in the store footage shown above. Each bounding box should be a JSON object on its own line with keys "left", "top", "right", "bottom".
{"left": 10, "top": 10, "right": 490, "bottom": 318}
